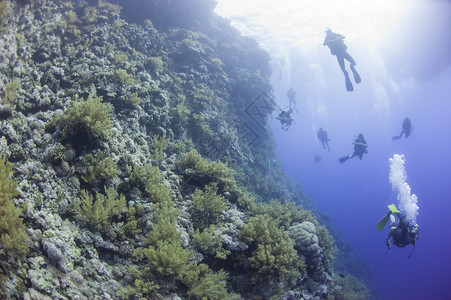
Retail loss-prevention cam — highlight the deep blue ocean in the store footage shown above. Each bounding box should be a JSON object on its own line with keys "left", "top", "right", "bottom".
{"left": 215, "top": 1, "right": 451, "bottom": 298}
{"left": 269, "top": 53, "right": 451, "bottom": 299}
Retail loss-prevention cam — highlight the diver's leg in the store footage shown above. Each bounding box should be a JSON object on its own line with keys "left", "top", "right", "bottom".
{"left": 338, "top": 155, "right": 350, "bottom": 164}
{"left": 345, "top": 53, "right": 361, "bottom": 84}
{"left": 389, "top": 214, "right": 396, "bottom": 225}
{"left": 337, "top": 56, "right": 353, "bottom": 91}
{"left": 343, "top": 52, "right": 356, "bottom": 66}
{"left": 336, "top": 56, "right": 346, "bottom": 72}
{"left": 392, "top": 134, "right": 401, "bottom": 141}
{"left": 386, "top": 214, "right": 397, "bottom": 248}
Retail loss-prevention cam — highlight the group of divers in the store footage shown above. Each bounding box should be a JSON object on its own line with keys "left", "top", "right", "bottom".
{"left": 275, "top": 29, "right": 419, "bottom": 257}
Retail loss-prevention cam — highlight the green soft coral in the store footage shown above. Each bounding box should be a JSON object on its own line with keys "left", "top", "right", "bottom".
{"left": 134, "top": 195, "right": 191, "bottom": 277}
{"left": 58, "top": 94, "right": 113, "bottom": 141}
{"left": 130, "top": 163, "right": 172, "bottom": 203}
{"left": 182, "top": 263, "right": 240, "bottom": 300}
{"left": 82, "top": 153, "right": 118, "bottom": 183}
{"left": 151, "top": 133, "right": 169, "bottom": 161}
{"left": 4, "top": 78, "right": 21, "bottom": 105}
{"left": 191, "top": 183, "right": 229, "bottom": 229}
{"left": 240, "top": 215, "right": 301, "bottom": 293}
{"left": 138, "top": 239, "right": 192, "bottom": 276}
{"left": 193, "top": 224, "right": 230, "bottom": 259}
{"left": 0, "top": 156, "right": 29, "bottom": 298}
{"left": 330, "top": 274, "right": 370, "bottom": 300}
{"left": 253, "top": 199, "right": 315, "bottom": 229}
{"left": 74, "top": 186, "right": 126, "bottom": 231}
{"left": 176, "top": 149, "right": 237, "bottom": 191}
{"left": 0, "top": 156, "right": 28, "bottom": 258}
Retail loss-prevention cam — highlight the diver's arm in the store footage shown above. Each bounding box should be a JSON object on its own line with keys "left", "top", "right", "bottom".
{"left": 336, "top": 33, "right": 345, "bottom": 40}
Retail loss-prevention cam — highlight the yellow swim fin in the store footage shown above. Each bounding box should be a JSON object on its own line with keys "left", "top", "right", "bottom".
{"left": 388, "top": 204, "right": 400, "bottom": 214}
{"left": 376, "top": 212, "right": 391, "bottom": 231}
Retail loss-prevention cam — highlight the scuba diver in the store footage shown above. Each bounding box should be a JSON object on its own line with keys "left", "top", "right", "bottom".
{"left": 323, "top": 29, "right": 361, "bottom": 92}
{"left": 392, "top": 117, "right": 413, "bottom": 141}
{"left": 314, "top": 154, "right": 322, "bottom": 163}
{"left": 286, "top": 87, "right": 297, "bottom": 113}
{"left": 276, "top": 108, "right": 294, "bottom": 131}
{"left": 317, "top": 127, "right": 330, "bottom": 151}
{"left": 338, "top": 133, "right": 368, "bottom": 163}
{"left": 377, "top": 204, "right": 419, "bottom": 258}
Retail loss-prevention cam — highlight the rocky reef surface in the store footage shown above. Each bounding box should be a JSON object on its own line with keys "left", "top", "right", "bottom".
{"left": 0, "top": 0, "right": 370, "bottom": 299}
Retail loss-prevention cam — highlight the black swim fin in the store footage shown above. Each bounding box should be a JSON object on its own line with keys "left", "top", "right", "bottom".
{"left": 344, "top": 72, "right": 353, "bottom": 92}
{"left": 339, "top": 156, "right": 349, "bottom": 164}
{"left": 351, "top": 65, "right": 361, "bottom": 84}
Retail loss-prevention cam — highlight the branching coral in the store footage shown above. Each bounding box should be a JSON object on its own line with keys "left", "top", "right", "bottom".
{"left": 151, "top": 133, "right": 169, "bottom": 162}
{"left": 82, "top": 6, "right": 97, "bottom": 23}
{"left": 134, "top": 194, "right": 190, "bottom": 277}
{"left": 182, "top": 263, "right": 240, "bottom": 300}
{"left": 316, "top": 224, "right": 336, "bottom": 270}
{"left": 240, "top": 215, "right": 302, "bottom": 295}
{"left": 191, "top": 183, "right": 229, "bottom": 229}
{"left": 0, "top": 1, "right": 7, "bottom": 32}
{"left": 130, "top": 163, "right": 172, "bottom": 203}
{"left": 118, "top": 204, "right": 143, "bottom": 239}
{"left": 115, "top": 69, "right": 136, "bottom": 85}
{"left": 253, "top": 199, "right": 316, "bottom": 229}
{"left": 193, "top": 224, "right": 230, "bottom": 259}
{"left": 147, "top": 56, "right": 164, "bottom": 74}
{"left": 0, "top": 156, "right": 29, "bottom": 298}
{"left": 0, "top": 156, "right": 28, "bottom": 258}
{"left": 170, "top": 98, "right": 191, "bottom": 128}
{"left": 176, "top": 149, "right": 237, "bottom": 192}
{"left": 4, "top": 78, "right": 21, "bottom": 105}
{"left": 330, "top": 274, "right": 370, "bottom": 300}
{"left": 55, "top": 94, "right": 113, "bottom": 141}
{"left": 74, "top": 186, "right": 126, "bottom": 231}
{"left": 82, "top": 152, "right": 118, "bottom": 184}
{"left": 98, "top": 0, "right": 122, "bottom": 19}
{"left": 126, "top": 92, "right": 142, "bottom": 108}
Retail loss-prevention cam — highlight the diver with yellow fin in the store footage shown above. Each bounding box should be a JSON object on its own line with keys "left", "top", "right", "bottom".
{"left": 377, "top": 204, "right": 419, "bottom": 258}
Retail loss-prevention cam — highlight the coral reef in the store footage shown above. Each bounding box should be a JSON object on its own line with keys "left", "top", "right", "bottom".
{"left": 329, "top": 274, "right": 371, "bottom": 300}
{"left": 289, "top": 221, "right": 321, "bottom": 255}
{"left": 0, "top": 0, "right": 371, "bottom": 299}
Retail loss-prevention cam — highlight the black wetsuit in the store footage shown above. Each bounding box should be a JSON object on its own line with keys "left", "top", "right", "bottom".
{"left": 393, "top": 117, "right": 412, "bottom": 140}
{"left": 339, "top": 134, "right": 368, "bottom": 163}
{"left": 317, "top": 128, "right": 330, "bottom": 151}
{"left": 323, "top": 31, "right": 356, "bottom": 73}
{"left": 352, "top": 136, "right": 368, "bottom": 160}
{"left": 388, "top": 213, "right": 418, "bottom": 248}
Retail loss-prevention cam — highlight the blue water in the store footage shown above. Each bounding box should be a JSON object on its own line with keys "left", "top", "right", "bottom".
{"left": 270, "top": 61, "right": 451, "bottom": 299}
{"left": 214, "top": 1, "right": 451, "bottom": 298}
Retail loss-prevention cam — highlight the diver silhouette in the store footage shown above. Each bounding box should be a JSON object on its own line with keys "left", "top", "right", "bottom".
{"left": 339, "top": 133, "right": 368, "bottom": 163}
{"left": 392, "top": 117, "right": 413, "bottom": 141}
{"left": 323, "top": 29, "right": 361, "bottom": 92}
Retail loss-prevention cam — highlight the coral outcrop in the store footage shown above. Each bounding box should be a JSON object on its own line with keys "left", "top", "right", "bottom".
{"left": 289, "top": 221, "right": 321, "bottom": 256}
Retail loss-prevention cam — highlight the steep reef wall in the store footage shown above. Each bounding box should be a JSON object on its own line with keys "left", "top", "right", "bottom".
{"left": 0, "top": 0, "right": 369, "bottom": 299}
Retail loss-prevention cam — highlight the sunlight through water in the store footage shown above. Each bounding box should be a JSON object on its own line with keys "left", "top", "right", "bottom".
{"left": 215, "top": 0, "right": 411, "bottom": 51}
